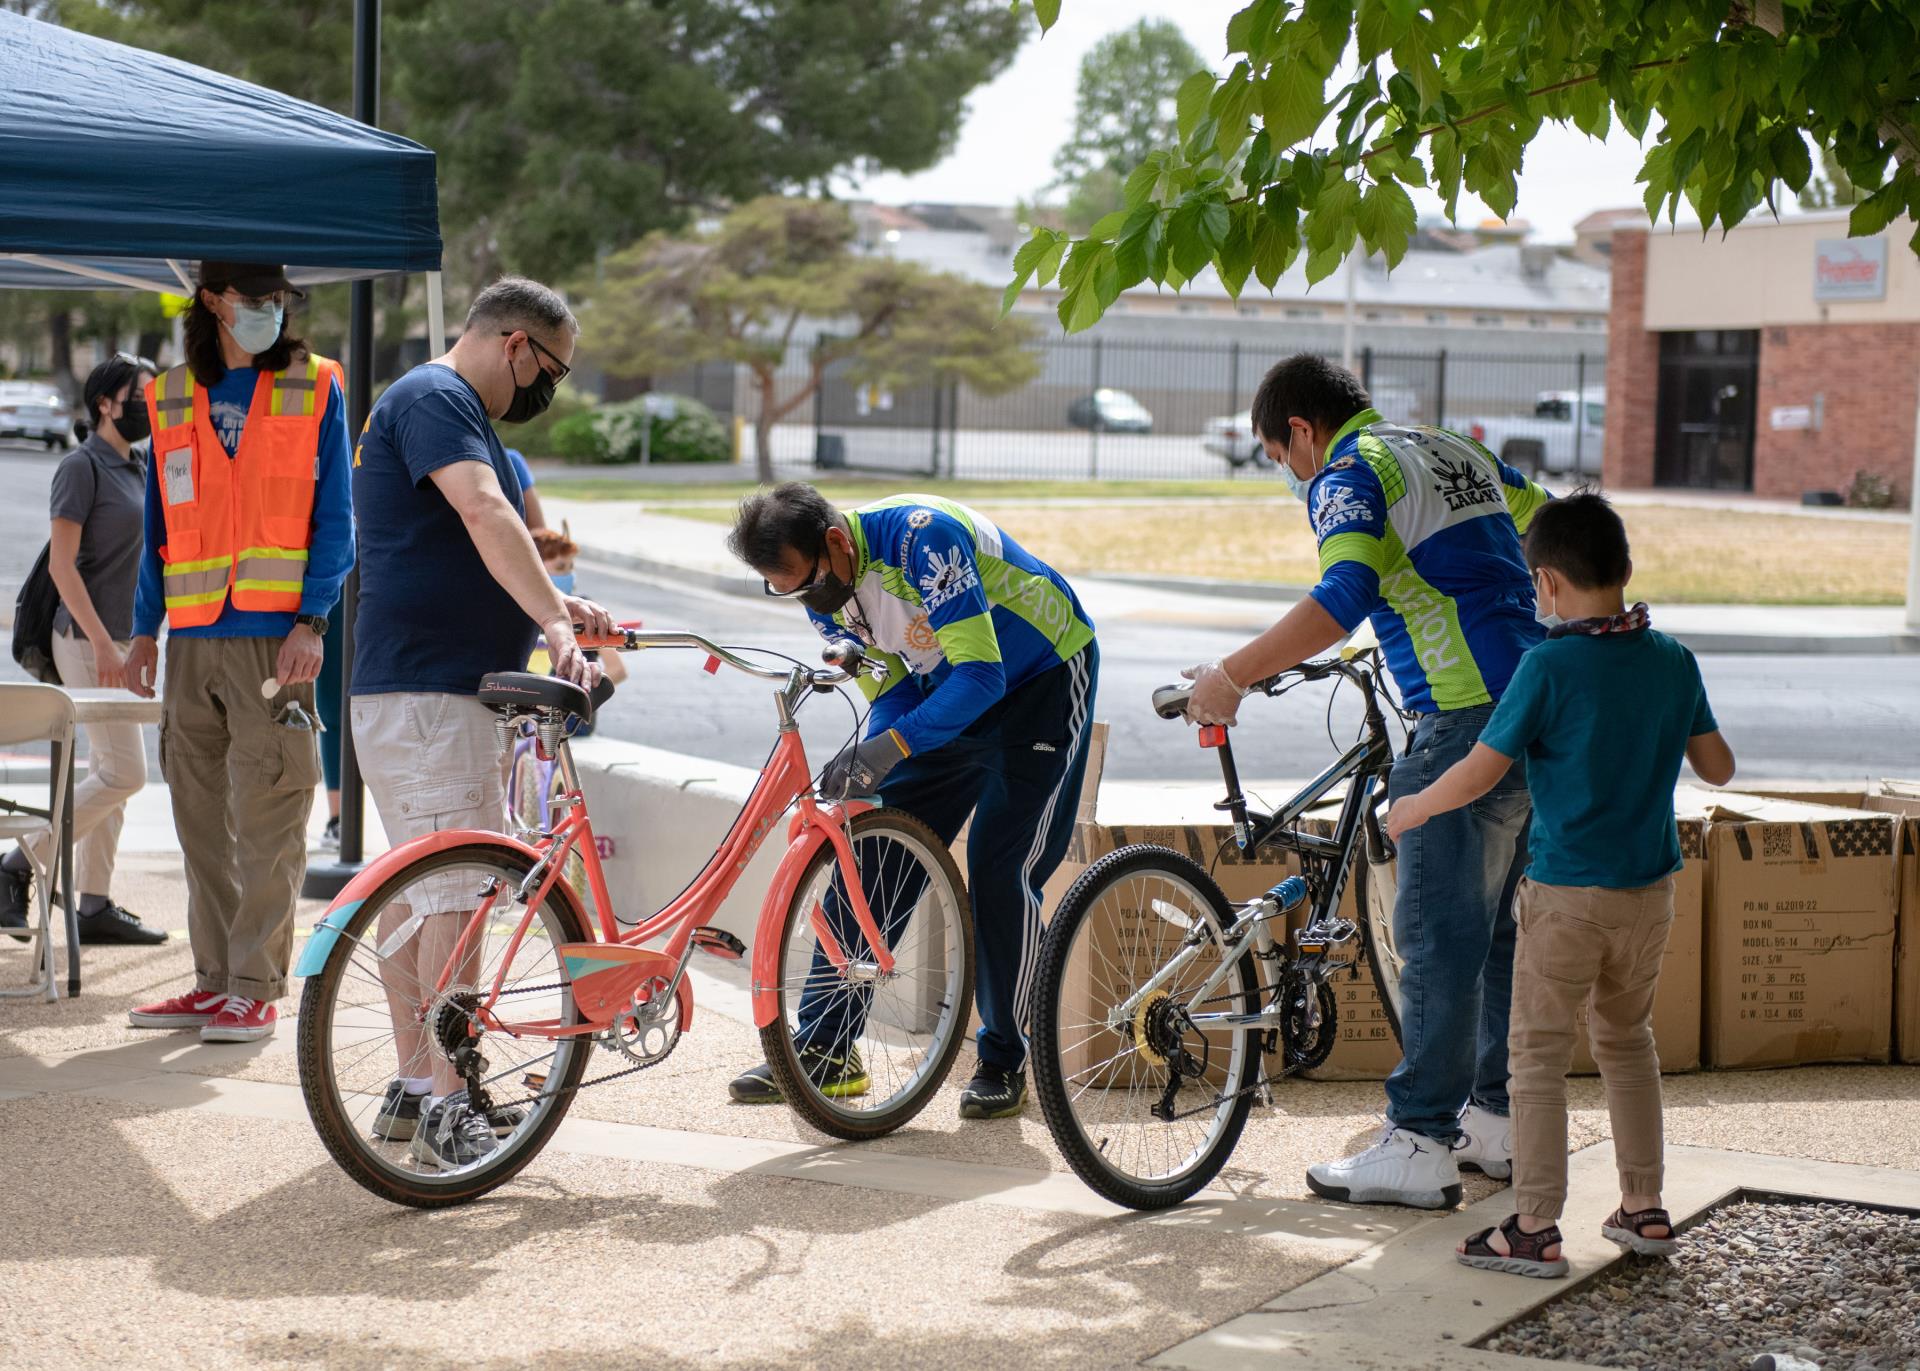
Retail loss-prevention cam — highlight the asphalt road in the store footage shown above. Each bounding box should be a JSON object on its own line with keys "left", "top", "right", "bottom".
{"left": 3, "top": 441, "right": 1915, "bottom": 783}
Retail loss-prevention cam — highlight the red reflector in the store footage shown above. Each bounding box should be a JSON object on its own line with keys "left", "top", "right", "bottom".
{"left": 1469, "top": 423, "right": 1486, "bottom": 442}
{"left": 703, "top": 655, "right": 721, "bottom": 674}
{"left": 1198, "top": 725, "right": 1227, "bottom": 749}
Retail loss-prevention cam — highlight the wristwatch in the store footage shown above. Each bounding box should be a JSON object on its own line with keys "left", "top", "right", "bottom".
{"left": 295, "top": 614, "right": 329, "bottom": 635}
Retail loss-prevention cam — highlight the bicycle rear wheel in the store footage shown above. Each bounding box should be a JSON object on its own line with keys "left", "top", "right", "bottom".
{"left": 1355, "top": 854, "right": 1404, "bottom": 1044}
{"left": 296, "top": 845, "right": 593, "bottom": 1207}
{"left": 762, "top": 808, "right": 972, "bottom": 1139}
{"left": 1031, "top": 846, "right": 1260, "bottom": 1210}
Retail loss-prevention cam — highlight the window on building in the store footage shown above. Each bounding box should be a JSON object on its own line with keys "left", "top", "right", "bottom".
{"left": 1425, "top": 311, "right": 1449, "bottom": 326}
{"left": 1363, "top": 309, "right": 1399, "bottom": 322}
{"left": 1237, "top": 304, "right": 1263, "bottom": 318}
{"left": 1473, "top": 313, "right": 1505, "bottom": 327}
{"left": 1285, "top": 306, "right": 1322, "bottom": 320}
{"left": 1574, "top": 316, "right": 1605, "bottom": 330}
{"left": 1178, "top": 302, "right": 1210, "bottom": 315}
{"left": 1527, "top": 315, "right": 1552, "bottom": 328}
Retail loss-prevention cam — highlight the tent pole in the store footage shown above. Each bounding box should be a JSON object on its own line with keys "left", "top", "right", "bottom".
{"left": 427, "top": 270, "right": 446, "bottom": 355}
{"left": 0, "top": 253, "right": 176, "bottom": 293}
{"left": 303, "top": 0, "right": 382, "bottom": 899}
{"left": 164, "top": 259, "right": 195, "bottom": 293}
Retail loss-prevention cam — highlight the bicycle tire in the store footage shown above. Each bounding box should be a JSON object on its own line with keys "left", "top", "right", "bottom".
{"left": 1031, "top": 845, "right": 1260, "bottom": 1210}
{"left": 297, "top": 844, "right": 594, "bottom": 1208}
{"left": 1354, "top": 853, "right": 1404, "bottom": 1046}
{"left": 761, "top": 807, "right": 973, "bottom": 1140}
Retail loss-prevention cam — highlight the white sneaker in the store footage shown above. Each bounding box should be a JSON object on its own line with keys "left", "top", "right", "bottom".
{"left": 1306, "top": 1126, "right": 1462, "bottom": 1209}
{"left": 1456, "top": 1103, "right": 1513, "bottom": 1180}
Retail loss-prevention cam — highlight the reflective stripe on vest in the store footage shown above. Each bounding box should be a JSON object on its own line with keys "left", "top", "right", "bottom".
{"left": 268, "top": 356, "right": 323, "bottom": 418}
{"left": 161, "top": 554, "right": 233, "bottom": 611}
{"left": 152, "top": 365, "right": 194, "bottom": 430}
{"left": 233, "top": 545, "right": 309, "bottom": 595}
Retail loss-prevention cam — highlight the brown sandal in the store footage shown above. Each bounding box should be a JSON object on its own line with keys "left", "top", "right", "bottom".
{"left": 1458, "top": 1213, "right": 1569, "bottom": 1278}
{"left": 1602, "top": 1206, "right": 1677, "bottom": 1256}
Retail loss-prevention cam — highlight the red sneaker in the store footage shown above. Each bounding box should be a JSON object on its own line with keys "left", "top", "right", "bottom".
{"left": 128, "top": 989, "right": 227, "bottom": 1028}
{"left": 200, "top": 995, "right": 277, "bottom": 1043}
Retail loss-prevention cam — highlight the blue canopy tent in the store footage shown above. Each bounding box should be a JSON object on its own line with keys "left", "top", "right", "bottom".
{"left": 0, "top": 8, "right": 444, "bottom": 334}
{"left": 2, "top": 8, "right": 443, "bottom": 904}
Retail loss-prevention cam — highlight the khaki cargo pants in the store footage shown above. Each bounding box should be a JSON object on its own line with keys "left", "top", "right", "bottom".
{"left": 160, "top": 636, "right": 320, "bottom": 1002}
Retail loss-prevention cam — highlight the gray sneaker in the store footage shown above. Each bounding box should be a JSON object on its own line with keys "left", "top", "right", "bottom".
{"left": 447, "top": 1087, "right": 528, "bottom": 1136}
{"left": 409, "top": 1095, "right": 502, "bottom": 1170}
{"left": 372, "top": 1079, "right": 427, "bottom": 1141}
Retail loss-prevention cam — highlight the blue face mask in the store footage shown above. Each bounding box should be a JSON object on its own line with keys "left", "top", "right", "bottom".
{"left": 1278, "top": 427, "right": 1313, "bottom": 501}
{"left": 227, "top": 301, "right": 284, "bottom": 356}
{"left": 550, "top": 571, "right": 577, "bottom": 595}
{"left": 1533, "top": 573, "right": 1562, "bottom": 628}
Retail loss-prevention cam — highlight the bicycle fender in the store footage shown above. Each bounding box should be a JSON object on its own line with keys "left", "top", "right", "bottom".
{"left": 747, "top": 801, "right": 876, "bottom": 1029}
{"left": 294, "top": 829, "right": 544, "bottom": 977}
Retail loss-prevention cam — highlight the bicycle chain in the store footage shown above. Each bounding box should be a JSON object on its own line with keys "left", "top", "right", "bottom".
{"left": 457, "top": 980, "right": 679, "bottom": 1111}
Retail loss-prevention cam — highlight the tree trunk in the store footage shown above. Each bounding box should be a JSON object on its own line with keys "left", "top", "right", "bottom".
{"left": 753, "top": 367, "right": 780, "bottom": 484}
{"left": 47, "top": 309, "right": 74, "bottom": 400}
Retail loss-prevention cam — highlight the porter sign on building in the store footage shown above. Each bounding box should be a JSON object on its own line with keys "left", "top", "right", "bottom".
{"left": 1813, "top": 236, "right": 1888, "bottom": 302}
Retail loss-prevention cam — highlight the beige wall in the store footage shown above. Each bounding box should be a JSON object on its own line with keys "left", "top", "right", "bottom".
{"left": 1642, "top": 213, "right": 1920, "bottom": 329}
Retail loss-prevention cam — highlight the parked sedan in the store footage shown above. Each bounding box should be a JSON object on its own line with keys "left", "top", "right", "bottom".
{"left": 1066, "top": 388, "right": 1153, "bottom": 434}
{"left": 0, "top": 381, "right": 73, "bottom": 449}
{"left": 1201, "top": 410, "right": 1263, "bottom": 468}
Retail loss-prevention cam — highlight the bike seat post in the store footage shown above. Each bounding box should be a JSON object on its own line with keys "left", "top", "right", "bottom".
{"left": 1206, "top": 730, "right": 1253, "bottom": 852}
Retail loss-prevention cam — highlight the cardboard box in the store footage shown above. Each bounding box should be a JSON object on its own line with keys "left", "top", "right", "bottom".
{"left": 1700, "top": 794, "right": 1898, "bottom": 1069}
{"left": 1293, "top": 807, "right": 1401, "bottom": 1081}
{"left": 1731, "top": 782, "right": 1920, "bottom": 1063}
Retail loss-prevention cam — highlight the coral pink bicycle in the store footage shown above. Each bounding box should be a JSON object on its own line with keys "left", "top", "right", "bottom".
{"left": 295, "top": 631, "right": 972, "bottom": 1208}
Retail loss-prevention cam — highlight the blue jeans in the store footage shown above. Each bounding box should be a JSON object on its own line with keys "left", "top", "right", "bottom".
{"left": 1383, "top": 703, "right": 1531, "bottom": 1144}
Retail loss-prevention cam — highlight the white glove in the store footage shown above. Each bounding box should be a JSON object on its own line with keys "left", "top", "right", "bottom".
{"left": 1181, "top": 659, "right": 1250, "bottom": 727}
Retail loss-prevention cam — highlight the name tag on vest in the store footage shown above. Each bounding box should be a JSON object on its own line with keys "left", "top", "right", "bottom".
{"left": 164, "top": 451, "right": 194, "bottom": 505}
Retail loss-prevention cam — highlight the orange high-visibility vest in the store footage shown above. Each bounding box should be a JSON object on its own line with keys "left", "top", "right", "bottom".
{"left": 144, "top": 353, "right": 342, "bottom": 629}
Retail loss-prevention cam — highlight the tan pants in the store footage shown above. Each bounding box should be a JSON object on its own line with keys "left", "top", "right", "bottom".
{"left": 21, "top": 631, "right": 147, "bottom": 896}
{"left": 1509, "top": 875, "right": 1674, "bottom": 1221}
{"left": 160, "top": 636, "right": 319, "bottom": 1002}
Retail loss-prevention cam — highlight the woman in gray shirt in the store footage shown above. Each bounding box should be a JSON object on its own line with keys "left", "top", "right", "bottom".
{"left": 1, "top": 354, "right": 166, "bottom": 944}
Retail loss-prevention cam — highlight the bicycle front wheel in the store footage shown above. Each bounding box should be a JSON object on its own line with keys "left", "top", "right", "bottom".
{"left": 762, "top": 807, "right": 973, "bottom": 1140}
{"left": 1355, "top": 854, "right": 1404, "bottom": 1044}
{"left": 1031, "top": 846, "right": 1259, "bottom": 1209}
{"left": 296, "top": 844, "right": 593, "bottom": 1208}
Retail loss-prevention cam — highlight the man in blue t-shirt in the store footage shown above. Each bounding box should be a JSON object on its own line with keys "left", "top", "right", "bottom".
{"left": 350, "top": 276, "right": 614, "bottom": 1172}
{"left": 1387, "top": 491, "right": 1734, "bottom": 1276}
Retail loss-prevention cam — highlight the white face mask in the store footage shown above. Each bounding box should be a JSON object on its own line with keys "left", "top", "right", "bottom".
{"left": 227, "top": 300, "right": 285, "bottom": 356}
{"left": 1278, "top": 426, "right": 1312, "bottom": 502}
{"left": 1534, "top": 571, "right": 1563, "bottom": 628}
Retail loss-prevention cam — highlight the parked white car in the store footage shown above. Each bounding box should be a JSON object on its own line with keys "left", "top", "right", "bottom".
{"left": 1200, "top": 384, "right": 1421, "bottom": 469}
{"left": 1459, "top": 389, "right": 1605, "bottom": 478}
{"left": 0, "top": 381, "right": 74, "bottom": 450}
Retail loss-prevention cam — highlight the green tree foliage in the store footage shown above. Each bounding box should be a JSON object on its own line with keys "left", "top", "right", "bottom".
{"left": 583, "top": 198, "right": 1040, "bottom": 483}
{"left": 1011, "top": 0, "right": 1920, "bottom": 333}
{"left": 1050, "top": 19, "right": 1211, "bottom": 233}
{"left": 1798, "top": 145, "right": 1862, "bottom": 208}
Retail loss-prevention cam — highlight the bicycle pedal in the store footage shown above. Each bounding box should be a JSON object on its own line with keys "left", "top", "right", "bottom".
{"left": 692, "top": 926, "right": 747, "bottom": 961}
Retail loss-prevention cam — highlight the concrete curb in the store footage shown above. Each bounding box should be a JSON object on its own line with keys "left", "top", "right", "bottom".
{"left": 578, "top": 546, "right": 761, "bottom": 600}
{"left": 1081, "top": 573, "right": 1920, "bottom": 656}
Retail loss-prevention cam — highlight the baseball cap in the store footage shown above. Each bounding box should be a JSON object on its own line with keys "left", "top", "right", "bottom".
{"left": 196, "top": 261, "right": 307, "bottom": 300}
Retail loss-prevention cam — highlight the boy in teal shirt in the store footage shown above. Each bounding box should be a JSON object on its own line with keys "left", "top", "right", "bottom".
{"left": 1386, "top": 490, "right": 1736, "bottom": 1278}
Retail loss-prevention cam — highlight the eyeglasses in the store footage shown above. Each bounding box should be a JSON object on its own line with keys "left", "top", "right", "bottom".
{"left": 222, "top": 289, "right": 288, "bottom": 310}
{"left": 112, "top": 351, "right": 158, "bottom": 374}
{"left": 502, "top": 331, "right": 572, "bottom": 386}
{"left": 762, "top": 546, "right": 826, "bottom": 599}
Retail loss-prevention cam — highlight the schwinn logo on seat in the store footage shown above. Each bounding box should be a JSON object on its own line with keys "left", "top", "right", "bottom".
{"left": 1430, "top": 455, "right": 1499, "bottom": 513}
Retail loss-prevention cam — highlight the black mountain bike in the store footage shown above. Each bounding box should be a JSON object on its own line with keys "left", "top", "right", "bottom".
{"left": 1030, "top": 638, "right": 1410, "bottom": 1209}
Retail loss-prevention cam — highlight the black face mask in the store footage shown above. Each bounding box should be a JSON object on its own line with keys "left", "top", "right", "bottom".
{"left": 112, "top": 402, "right": 150, "bottom": 444}
{"left": 798, "top": 540, "right": 858, "bottom": 616}
{"left": 500, "top": 347, "right": 557, "bottom": 424}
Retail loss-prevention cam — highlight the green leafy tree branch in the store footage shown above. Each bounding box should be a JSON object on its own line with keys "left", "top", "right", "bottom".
{"left": 1008, "top": 0, "right": 1920, "bottom": 333}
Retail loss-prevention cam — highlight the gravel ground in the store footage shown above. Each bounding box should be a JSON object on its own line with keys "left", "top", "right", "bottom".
{"left": 1485, "top": 1198, "right": 1920, "bottom": 1370}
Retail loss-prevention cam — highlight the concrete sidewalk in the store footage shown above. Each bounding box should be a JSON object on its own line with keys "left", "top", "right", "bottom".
{"left": 549, "top": 498, "right": 1920, "bottom": 655}
{"left": 6, "top": 850, "right": 1920, "bottom": 1369}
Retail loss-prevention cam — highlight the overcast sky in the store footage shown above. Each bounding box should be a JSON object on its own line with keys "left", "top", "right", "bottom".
{"left": 840, "top": 1, "right": 1691, "bottom": 243}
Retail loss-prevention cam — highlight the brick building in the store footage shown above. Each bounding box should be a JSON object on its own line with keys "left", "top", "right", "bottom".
{"left": 1603, "top": 212, "right": 1919, "bottom": 507}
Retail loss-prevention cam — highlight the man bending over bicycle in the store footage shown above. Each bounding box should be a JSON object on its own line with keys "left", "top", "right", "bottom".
{"left": 1181, "top": 353, "right": 1551, "bottom": 1210}
{"left": 726, "top": 482, "right": 1098, "bottom": 1120}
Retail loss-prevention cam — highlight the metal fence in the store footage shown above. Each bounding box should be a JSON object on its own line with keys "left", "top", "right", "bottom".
{"left": 778, "top": 337, "right": 1607, "bottom": 482}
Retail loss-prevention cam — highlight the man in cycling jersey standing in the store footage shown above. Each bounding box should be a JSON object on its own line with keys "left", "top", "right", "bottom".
{"left": 725, "top": 482, "right": 1098, "bottom": 1119}
{"left": 1183, "top": 353, "right": 1550, "bottom": 1209}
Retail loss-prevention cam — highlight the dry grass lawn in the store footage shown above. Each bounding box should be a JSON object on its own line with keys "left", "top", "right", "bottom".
{"left": 979, "top": 501, "right": 1911, "bottom": 605}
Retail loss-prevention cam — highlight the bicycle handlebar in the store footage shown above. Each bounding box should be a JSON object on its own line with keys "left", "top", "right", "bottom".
{"left": 1150, "top": 647, "right": 1378, "bottom": 722}
{"left": 572, "top": 628, "right": 866, "bottom": 686}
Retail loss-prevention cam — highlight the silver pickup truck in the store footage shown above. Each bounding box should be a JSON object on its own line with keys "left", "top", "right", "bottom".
{"left": 1458, "top": 388, "right": 1605, "bottom": 479}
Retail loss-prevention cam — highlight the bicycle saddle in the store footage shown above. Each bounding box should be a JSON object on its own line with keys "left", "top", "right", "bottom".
{"left": 477, "top": 671, "right": 616, "bottom": 725}
{"left": 1151, "top": 682, "right": 1193, "bottom": 720}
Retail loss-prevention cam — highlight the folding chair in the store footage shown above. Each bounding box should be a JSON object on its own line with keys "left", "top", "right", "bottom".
{"left": 0, "top": 683, "right": 78, "bottom": 1002}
